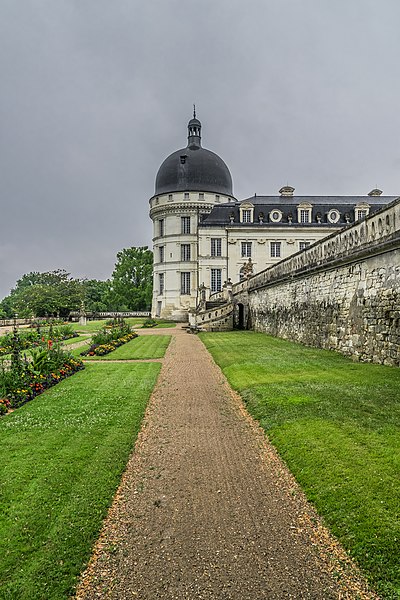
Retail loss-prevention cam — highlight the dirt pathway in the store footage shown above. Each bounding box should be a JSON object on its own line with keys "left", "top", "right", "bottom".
{"left": 76, "top": 327, "right": 375, "bottom": 600}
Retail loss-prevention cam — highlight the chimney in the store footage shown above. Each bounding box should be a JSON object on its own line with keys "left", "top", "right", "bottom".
{"left": 279, "top": 185, "right": 295, "bottom": 197}
{"left": 368, "top": 188, "right": 383, "bottom": 196}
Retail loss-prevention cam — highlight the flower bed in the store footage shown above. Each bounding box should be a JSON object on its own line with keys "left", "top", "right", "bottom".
{"left": 81, "top": 332, "right": 138, "bottom": 357}
{"left": 0, "top": 356, "right": 84, "bottom": 411}
{"left": 0, "top": 325, "right": 79, "bottom": 357}
{"left": 0, "top": 327, "right": 85, "bottom": 415}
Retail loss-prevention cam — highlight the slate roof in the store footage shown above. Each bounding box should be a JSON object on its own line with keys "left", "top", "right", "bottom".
{"left": 200, "top": 195, "right": 397, "bottom": 227}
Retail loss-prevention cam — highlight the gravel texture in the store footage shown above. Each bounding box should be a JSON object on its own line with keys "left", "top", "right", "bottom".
{"left": 76, "top": 327, "right": 377, "bottom": 600}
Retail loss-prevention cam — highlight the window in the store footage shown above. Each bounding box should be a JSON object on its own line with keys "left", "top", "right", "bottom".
{"left": 211, "top": 238, "right": 222, "bottom": 257}
{"left": 215, "top": 195, "right": 220, "bottom": 202}
{"left": 241, "top": 242, "right": 252, "bottom": 258}
{"left": 168, "top": 194, "right": 173, "bottom": 202}
{"left": 159, "top": 219, "right": 164, "bottom": 237}
{"left": 327, "top": 209, "right": 340, "bottom": 224}
{"left": 181, "top": 216, "right": 191, "bottom": 234}
{"left": 270, "top": 209, "right": 282, "bottom": 223}
{"left": 159, "top": 246, "right": 164, "bottom": 263}
{"left": 300, "top": 209, "right": 310, "bottom": 224}
{"left": 239, "top": 202, "right": 254, "bottom": 223}
{"left": 355, "top": 208, "right": 369, "bottom": 220}
{"left": 299, "top": 241, "right": 311, "bottom": 251}
{"left": 159, "top": 273, "right": 164, "bottom": 294}
{"left": 181, "top": 244, "right": 191, "bottom": 261}
{"left": 211, "top": 269, "right": 222, "bottom": 293}
{"left": 270, "top": 241, "right": 281, "bottom": 258}
{"left": 297, "top": 203, "right": 313, "bottom": 224}
{"left": 181, "top": 272, "right": 190, "bottom": 295}
{"left": 199, "top": 192, "right": 204, "bottom": 200}
{"left": 242, "top": 209, "right": 252, "bottom": 223}
{"left": 184, "top": 192, "right": 190, "bottom": 200}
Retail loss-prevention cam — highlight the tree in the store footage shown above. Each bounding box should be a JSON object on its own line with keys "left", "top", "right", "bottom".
{"left": 3, "top": 270, "right": 83, "bottom": 318}
{"left": 81, "top": 279, "right": 111, "bottom": 312}
{"left": 110, "top": 246, "right": 153, "bottom": 311}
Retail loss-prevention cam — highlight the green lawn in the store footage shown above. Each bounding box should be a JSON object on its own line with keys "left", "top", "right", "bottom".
{"left": 200, "top": 331, "right": 400, "bottom": 599}
{"left": 83, "top": 335, "right": 171, "bottom": 360}
{"left": 61, "top": 334, "right": 90, "bottom": 346}
{"left": 141, "top": 321, "right": 177, "bottom": 329}
{"left": 0, "top": 362, "right": 161, "bottom": 600}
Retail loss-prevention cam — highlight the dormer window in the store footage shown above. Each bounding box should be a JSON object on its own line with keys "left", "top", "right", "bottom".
{"left": 239, "top": 202, "right": 254, "bottom": 223}
{"left": 327, "top": 209, "right": 340, "bottom": 224}
{"left": 297, "top": 203, "right": 313, "bottom": 224}
{"left": 355, "top": 203, "right": 370, "bottom": 221}
{"left": 270, "top": 209, "right": 283, "bottom": 223}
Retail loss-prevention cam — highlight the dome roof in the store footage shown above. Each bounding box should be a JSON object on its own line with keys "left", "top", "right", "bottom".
{"left": 155, "top": 116, "right": 233, "bottom": 196}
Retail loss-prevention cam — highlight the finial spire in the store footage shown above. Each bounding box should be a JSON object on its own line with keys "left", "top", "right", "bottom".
{"left": 193, "top": 104, "right": 196, "bottom": 118}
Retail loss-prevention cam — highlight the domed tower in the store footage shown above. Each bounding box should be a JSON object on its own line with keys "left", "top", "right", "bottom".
{"left": 149, "top": 113, "right": 234, "bottom": 321}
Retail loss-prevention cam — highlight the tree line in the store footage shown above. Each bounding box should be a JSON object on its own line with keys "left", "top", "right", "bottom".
{"left": 0, "top": 246, "right": 153, "bottom": 318}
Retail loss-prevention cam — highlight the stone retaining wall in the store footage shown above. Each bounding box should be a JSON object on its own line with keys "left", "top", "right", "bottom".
{"left": 234, "top": 198, "right": 400, "bottom": 366}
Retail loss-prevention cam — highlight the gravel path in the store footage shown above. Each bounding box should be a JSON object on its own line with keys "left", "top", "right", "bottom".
{"left": 76, "top": 327, "right": 376, "bottom": 600}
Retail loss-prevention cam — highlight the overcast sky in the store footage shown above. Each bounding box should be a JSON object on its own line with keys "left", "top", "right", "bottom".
{"left": 1, "top": 0, "right": 399, "bottom": 299}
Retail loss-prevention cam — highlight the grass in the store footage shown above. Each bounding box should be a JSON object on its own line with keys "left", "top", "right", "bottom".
{"left": 83, "top": 335, "right": 171, "bottom": 360}
{"left": 69, "top": 318, "right": 176, "bottom": 334}
{"left": 61, "top": 335, "right": 90, "bottom": 346}
{"left": 200, "top": 331, "right": 400, "bottom": 599}
{"left": 143, "top": 321, "right": 177, "bottom": 329}
{"left": 0, "top": 362, "right": 161, "bottom": 600}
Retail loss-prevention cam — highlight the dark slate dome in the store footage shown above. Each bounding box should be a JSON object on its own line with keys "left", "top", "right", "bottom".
{"left": 155, "top": 115, "right": 233, "bottom": 196}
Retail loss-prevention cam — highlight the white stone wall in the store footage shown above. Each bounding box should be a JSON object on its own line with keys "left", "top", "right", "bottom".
{"left": 149, "top": 191, "right": 232, "bottom": 320}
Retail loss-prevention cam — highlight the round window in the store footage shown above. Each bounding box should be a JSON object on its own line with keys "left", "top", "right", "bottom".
{"left": 328, "top": 210, "right": 340, "bottom": 224}
{"left": 270, "top": 210, "right": 282, "bottom": 223}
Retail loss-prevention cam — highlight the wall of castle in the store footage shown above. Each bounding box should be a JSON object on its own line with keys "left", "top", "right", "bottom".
{"left": 233, "top": 199, "right": 400, "bottom": 366}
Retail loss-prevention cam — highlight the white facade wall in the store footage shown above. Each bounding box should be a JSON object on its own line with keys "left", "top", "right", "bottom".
{"left": 149, "top": 191, "right": 233, "bottom": 320}
{"left": 198, "top": 225, "right": 337, "bottom": 294}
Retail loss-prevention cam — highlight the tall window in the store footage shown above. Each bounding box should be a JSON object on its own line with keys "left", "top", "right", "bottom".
{"left": 181, "top": 216, "right": 191, "bottom": 234}
{"left": 181, "top": 272, "right": 190, "bottom": 295}
{"left": 211, "top": 238, "right": 222, "bottom": 257}
{"left": 159, "top": 218, "right": 164, "bottom": 236}
{"left": 181, "top": 244, "right": 191, "bottom": 261}
{"left": 299, "top": 209, "right": 310, "bottom": 224}
{"left": 241, "top": 241, "right": 252, "bottom": 258}
{"left": 270, "top": 241, "right": 281, "bottom": 258}
{"left": 159, "top": 273, "right": 164, "bottom": 294}
{"left": 211, "top": 269, "right": 222, "bottom": 293}
{"left": 242, "top": 209, "right": 252, "bottom": 223}
{"left": 159, "top": 246, "right": 164, "bottom": 263}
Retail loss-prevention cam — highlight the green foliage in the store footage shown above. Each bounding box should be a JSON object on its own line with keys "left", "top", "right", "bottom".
{"left": 84, "top": 334, "right": 171, "bottom": 360}
{"left": 1, "top": 270, "right": 83, "bottom": 318}
{"left": 0, "top": 327, "right": 84, "bottom": 409}
{"left": 142, "top": 318, "right": 158, "bottom": 328}
{"left": 0, "top": 362, "right": 160, "bottom": 598}
{"left": 109, "top": 246, "right": 153, "bottom": 311}
{"left": 200, "top": 332, "right": 400, "bottom": 599}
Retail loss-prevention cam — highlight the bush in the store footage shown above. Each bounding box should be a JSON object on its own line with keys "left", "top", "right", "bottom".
{"left": 142, "top": 318, "right": 158, "bottom": 328}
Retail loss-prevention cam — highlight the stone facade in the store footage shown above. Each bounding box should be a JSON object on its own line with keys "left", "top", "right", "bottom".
{"left": 232, "top": 199, "right": 400, "bottom": 366}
